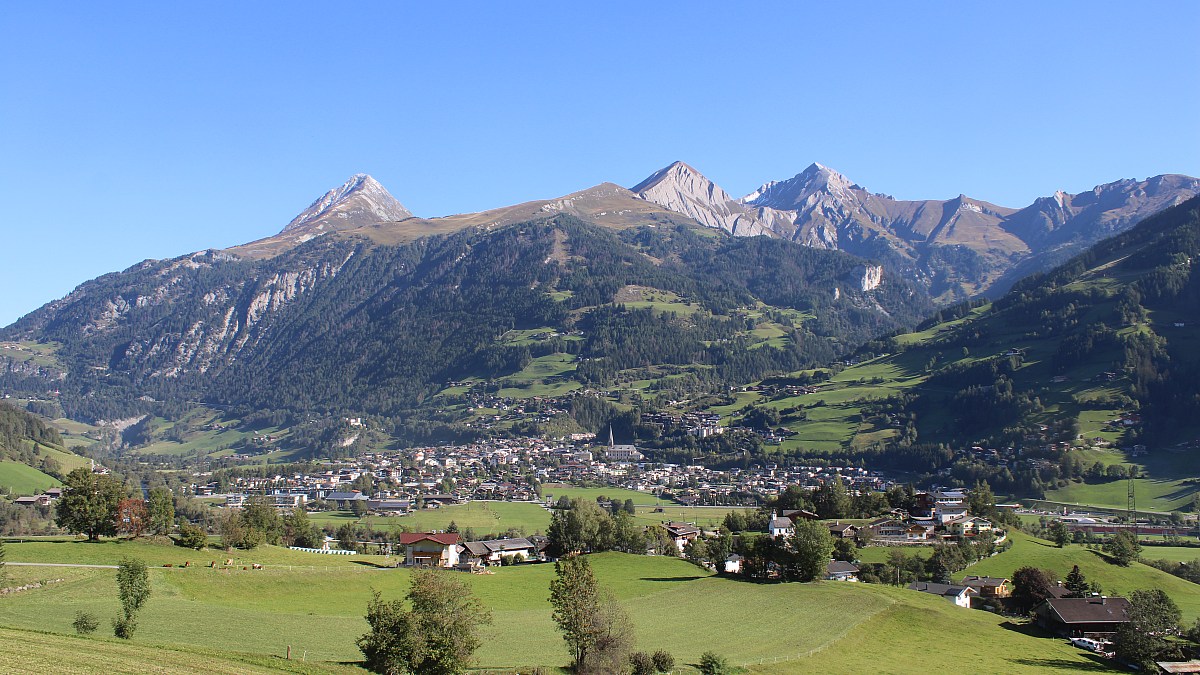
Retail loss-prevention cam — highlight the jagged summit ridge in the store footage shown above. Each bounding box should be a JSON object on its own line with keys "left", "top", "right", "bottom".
{"left": 741, "top": 162, "right": 858, "bottom": 207}
{"left": 631, "top": 161, "right": 771, "bottom": 237}
{"left": 282, "top": 173, "right": 413, "bottom": 234}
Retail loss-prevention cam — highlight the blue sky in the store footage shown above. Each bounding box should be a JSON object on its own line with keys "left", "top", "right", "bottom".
{"left": 1, "top": 2, "right": 1198, "bottom": 326}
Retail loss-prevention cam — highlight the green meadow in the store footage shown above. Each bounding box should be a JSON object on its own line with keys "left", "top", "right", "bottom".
{"left": 309, "top": 501, "right": 553, "bottom": 536}
{"left": 0, "top": 538, "right": 1106, "bottom": 673}
{"left": 0, "top": 460, "right": 60, "bottom": 495}
{"left": 966, "top": 530, "right": 1200, "bottom": 621}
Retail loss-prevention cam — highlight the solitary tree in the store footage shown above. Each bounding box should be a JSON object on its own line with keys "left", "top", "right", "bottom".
{"left": 1113, "top": 589, "right": 1183, "bottom": 668}
{"left": 55, "top": 468, "right": 123, "bottom": 540}
{"left": 1011, "top": 566, "right": 1055, "bottom": 612}
{"left": 1103, "top": 530, "right": 1141, "bottom": 566}
{"left": 176, "top": 522, "right": 208, "bottom": 550}
{"left": 113, "top": 557, "right": 150, "bottom": 639}
{"left": 549, "top": 554, "right": 634, "bottom": 673}
{"left": 357, "top": 569, "right": 492, "bottom": 675}
{"left": 1048, "top": 520, "right": 1070, "bottom": 548}
{"left": 546, "top": 498, "right": 610, "bottom": 557}
{"left": 146, "top": 487, "right": 175, "bottom": 536}
{"left": 789, "top": 518, "right": 834, "bottom": 582}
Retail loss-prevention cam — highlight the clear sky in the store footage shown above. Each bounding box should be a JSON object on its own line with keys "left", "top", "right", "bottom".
{"left": 1, "top": 2, "right": 1197, "bottom": 326}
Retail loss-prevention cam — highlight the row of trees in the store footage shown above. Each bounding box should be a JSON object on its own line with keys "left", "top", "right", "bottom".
{"left": 54, "top": 468, "right": 174, "bottom": 541}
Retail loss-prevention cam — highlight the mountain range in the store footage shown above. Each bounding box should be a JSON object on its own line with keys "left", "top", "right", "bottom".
{"left": 236, "top": 163, "right": 1197, "bottom": 301}
{"left": 1, "top": 164, "right": 1197, "bottom": 455}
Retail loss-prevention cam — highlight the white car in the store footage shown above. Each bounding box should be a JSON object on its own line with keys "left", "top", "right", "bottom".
{"left": 1069, "top": 637, "right": 1109, "bottom": 653}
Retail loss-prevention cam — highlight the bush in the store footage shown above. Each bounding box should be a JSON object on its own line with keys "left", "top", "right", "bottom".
{"left": 652, "top": 649, "right": 675, "bottom": 672}
{"left": 112, "top": 614, "right": 137, "bottom": 639}
{"left": 72, "top": 612, "right": 99, "bottom": 634}
{"left": 175, "top": 523, "right": 208, "bottom": 550}
{"left": 630, "top": 651, "right": 655, "bottom": 675}
{"left": 699, "top": 651, "right": 730, "bottom": 675}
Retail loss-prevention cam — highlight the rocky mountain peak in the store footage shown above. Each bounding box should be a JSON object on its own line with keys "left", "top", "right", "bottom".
{"left": 282, "top": 173, "right": 413, "bottom": 234}
{"left": 741, "top": 162, "right": 859, "bottom": 209}
{"left": 631, "top": 162, "right": 771, "bottom": 237}
{"left": 631, "top": 161, "right": 732, "bottom": 201}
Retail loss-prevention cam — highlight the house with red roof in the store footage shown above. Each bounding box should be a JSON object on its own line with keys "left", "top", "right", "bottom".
{"left": 398, "top": 532, "right": 461, "bottom": 567}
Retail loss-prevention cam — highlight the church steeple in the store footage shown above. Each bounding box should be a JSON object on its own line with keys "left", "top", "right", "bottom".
{"left": 609, "top": 426, "right": 615, "bottom": 447}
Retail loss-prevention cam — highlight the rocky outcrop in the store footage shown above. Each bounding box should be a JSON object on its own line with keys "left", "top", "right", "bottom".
{"left": 856, "top": 264, "right": 883, "bottom": 292}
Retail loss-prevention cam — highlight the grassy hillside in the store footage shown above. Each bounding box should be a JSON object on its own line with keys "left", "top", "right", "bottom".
{"left": 967, "top": 530, "right": 1200, "bottom": 620}
{"left": 681, "top": 197, "right": 1200, "bottom": 509}
{"left": 0, "top": 626, "right": 356, "bottom": 674}
{"left": 309, "top": 501, "right": 553, "bottom": 536}
{"left": 0, "top": 459, "right": 59, "bottom": 495}
{"left": 0, "top": 540, "right": 1108, "bottom": 672}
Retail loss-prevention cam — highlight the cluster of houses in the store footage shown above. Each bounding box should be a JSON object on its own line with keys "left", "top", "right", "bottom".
{"left": 908, "top": 575, "right": 1135, "bottom": 641}
{"left": 865, "top": 489, "right": 1000, "bottom": 543}
{"left": 202, "top": 432, "right": 897, "bottom": 514}
{"left": 12, "top": 487, "right": 63, "bottom": 508}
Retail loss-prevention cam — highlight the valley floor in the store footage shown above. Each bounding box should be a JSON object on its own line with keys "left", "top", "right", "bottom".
{"left": 0, "top": 535, "right": 1158, "bottom": 673}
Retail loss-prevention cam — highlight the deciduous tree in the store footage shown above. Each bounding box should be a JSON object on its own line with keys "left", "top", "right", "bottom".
{"left": 357, "top": 569, "right": 492, "bottom": 675}
{"left": 1103, "top": 530, "right": 1141, "bottom": 566}
{"left": 116, "top": 498, "right": 148, "bottom": 538}
{"left": 147, "top": 487, "right": 175, "bottom": 536}
{"left": 1048, "top": 520, "right": 1070, "bottom": 548}
{"left": 55, "top": 468, "right": 123, "bottom": 540}
{"left": 1011, "top": 566, "right": 1054, "bottom": 612}
{"left": 549, "top": 554, "right": 635, "bottom": 673}
{"left": 788, "top": 518, "right": 833, "bottom": 582}
{"left": 283, "top": 507, "right": 320, "bottom": 548}
{"left": 113, "top": 557, "right": 150, "bottom": 639}
{"left": 1114, "top": 589, "right": 1182, "bottom": 668}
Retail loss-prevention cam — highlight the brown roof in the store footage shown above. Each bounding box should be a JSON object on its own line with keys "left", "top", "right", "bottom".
{"left": 1043, "top": 597, "right": 1130, "bottom": 625}
{"left": 398, "top": 533, "right": 460, "bottom": 546}
{"left": 961, "top": 575, "right": 1008, "bottom": 587}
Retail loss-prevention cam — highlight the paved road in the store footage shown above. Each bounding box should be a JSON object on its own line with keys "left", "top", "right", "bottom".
{"left": 6, "top": 562, "right": 118, "bottom": 569}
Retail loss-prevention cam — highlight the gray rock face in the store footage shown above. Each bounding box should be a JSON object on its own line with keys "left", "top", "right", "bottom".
{"left": 283, "top": 174, "right": 413, "bottom": 236}
{"left": 631, "top": 162, "right": 772, "bottom": 237}
{"left": 632, "top": 161, "right": 1200, "bottom": 300}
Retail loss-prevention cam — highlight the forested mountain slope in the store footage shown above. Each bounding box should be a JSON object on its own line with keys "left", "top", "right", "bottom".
{"left": 1, "top": 217, "right": 930, "bottom": 435}
{"left": 723, "top": 195, "right": 1200, "bottom": 497}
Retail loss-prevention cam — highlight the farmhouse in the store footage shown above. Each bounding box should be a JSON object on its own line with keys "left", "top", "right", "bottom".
{"left": 825, "top": 560, "right": 859, "bottom": 581}
{"left": 460, "top": 537, "right": 536, "bottom": 565}
{"left": 826, "top": 522, "right": 858, "bottom": 539}
{"left": 1033, "top": 596, "right": 1130, "bottom": 637}
{"left": 662, "top": 522, "right": 701, "bottom": 552}
{"left": 399, "top": 533, "right": 461, "bottom": 567}
{"left": 906, "top": 582, "right": 977, "bottom": 608}
{"left": 960, "top": 575, "right": 1010, "bottom": 598}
